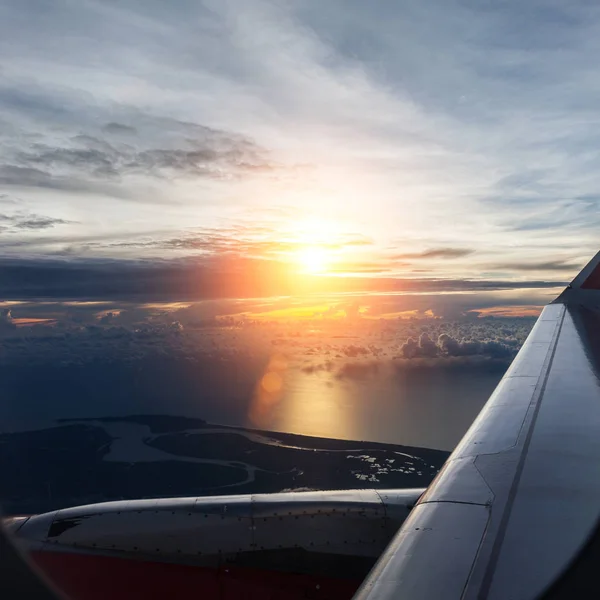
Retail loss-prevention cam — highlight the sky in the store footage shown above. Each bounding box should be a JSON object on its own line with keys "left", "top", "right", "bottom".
{"left": 0, "top": 0, "right": 598, "bottom": 303}
{"left": 0, "top": 1, "right": 599, "bottom": 449}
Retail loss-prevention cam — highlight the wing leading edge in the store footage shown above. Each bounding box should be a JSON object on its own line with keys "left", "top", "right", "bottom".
{"left": 354, "top": 250, "right": 600, "bottom": 600}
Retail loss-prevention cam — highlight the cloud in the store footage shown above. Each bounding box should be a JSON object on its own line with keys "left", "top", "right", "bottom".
{"left": 0, "top": 193, "right": 20, "bottom": 206}
{"left": 487, "top": 260, "right": 582, "bottom": 272}
{"left": 6, "top": 124, "right": 278, "bottom": 187}
{"left": 0, "top": 297, "right": 533, "bottom": 376}
{"left": 109, "top": 229, "right": 371, "bottom": 258}
{"left": 393, "top": 248, "right": 475, "bottom": 260}
{"left": 400, "top": 333, "right": 439, "bottom": 359}
{"left": 0, "top": 309, "right": 16, "bottom": 334}
{"left": 399, "top": 329, "right": 520, "bottom": 360}
{"left": 103, "top": 122, "right": 137, "bottom": 135}
{"left": 0, "top": 256, "right": 568, "bottom": 302}
{"left": 0, "top": 211, "right": 70, "bottom": 232}
{"left": 0, "top": 165, "right": 64, "bottom": 189}
{"left": 335, "top": 361, "right": 380, "bottom": 380}
{"left": 0, "top": 164, "right": 128, "bottom": 197}
{"left": 328, "top": 261, "right": 400, "bottom": 274}
{"left": 437, "top": 333, "right": 513, "bottom": 359}
{"left": 12, "top": 216, "right": 71, "bottom": 230}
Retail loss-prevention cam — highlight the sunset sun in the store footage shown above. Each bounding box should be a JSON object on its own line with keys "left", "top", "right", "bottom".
{"left": 298, "top": 246, "right": 330, "bottom": 274}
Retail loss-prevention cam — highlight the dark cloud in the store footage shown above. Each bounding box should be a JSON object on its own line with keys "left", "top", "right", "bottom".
{"left": 12, "top": 216, "right": 70, "bottom": 230}
{"left": 0, "top": 302, "right": 531, "bottom": 370}
{"left": 18, "top": 146, "right": 115, "bottom": 168}
{"left": 0, "top": 212, "right": 70, "bottom": 231}
{"left": 336, "top": 361, "right": 380, "bottom": 380}
{"left": 0, "top": 257, "right": 567, "bottom": 301}
{"left": 4, "top": 117, "right": 279, "bottom": 192}
{"left": 399, "top": 328, "right": 521, "bottom": 360}
{"left": 0, "top": 257, "right": 291, "bottom": 301}
{"left": 487, "top": 260, "right": 582, "bottom": 272}
{"left": 0, "top": 165, "right": 62, "bottom": 188}
{"left": 437, "top": 333, "right": 513, "bottom": 359}
{"left": 103, "top": 122, "right": 138, "bottom": 135}
{"left": 393, "top": 248, "right": 475, "bottom": 260}
{"left": 0, "top": 165, "right": 127, "bottom": 197}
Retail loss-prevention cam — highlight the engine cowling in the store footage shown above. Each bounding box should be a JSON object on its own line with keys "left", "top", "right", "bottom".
{"left": 8, "top": 489, "right": 423, "bottom": 600}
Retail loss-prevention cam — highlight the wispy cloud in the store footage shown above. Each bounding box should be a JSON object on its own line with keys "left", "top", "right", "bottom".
{"left": 486, "top": 259, "right": 582, "bottom": 273}
{"left": 0, "top": 211, "right": 71, "bottom": 232}
{"left": 106, "top": 226, "right": 372, "bottom": 260}
{"left": 393, "top": 248, "right": 475, "bottom": 260}
{"left": 1, "top": 115, "right": 285, "bottom": 196}
{"left": 102, "top": 122, "right": 137, "bottom": 135}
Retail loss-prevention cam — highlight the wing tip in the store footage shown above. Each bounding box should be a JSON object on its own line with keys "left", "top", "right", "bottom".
{"left": 554, "top": 250, "right": 600, "bottom": 306}
{"left": 571, "top": 250, "right": 600, "bottom": 290}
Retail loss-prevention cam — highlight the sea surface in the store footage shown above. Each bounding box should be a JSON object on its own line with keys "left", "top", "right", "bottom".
{"left": 0, "top": 358, "right": 505, "bottom": 451}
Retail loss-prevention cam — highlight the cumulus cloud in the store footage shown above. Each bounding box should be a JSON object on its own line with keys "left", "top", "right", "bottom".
{"left": 170, "top": 321, "right": 184, "bottom": 333}
{"left": 0, "top": 294, "right": 536, "bottom": 404}
{"left": 0, "top": 309, "right": 16, "bottom": 334}
{"left": 342, "top": 345, "right": 370, "bottom": 358}
{"left": 437, "top": 333, "right": 512, "bottom": 359}
{"left": 400, "top": 333, "right": 439, "bottom": 359}
{"left": 399, "top": 330, "right": 518, "bottom": 360}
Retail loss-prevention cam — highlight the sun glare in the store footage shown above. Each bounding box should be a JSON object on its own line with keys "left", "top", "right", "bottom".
{"left": 298, "top": 246, "right": 329, "bottom": 274}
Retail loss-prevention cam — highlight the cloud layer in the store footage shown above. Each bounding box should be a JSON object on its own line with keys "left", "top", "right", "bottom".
{"left": 0, "top": 257, "right": 566, "bottom": 301}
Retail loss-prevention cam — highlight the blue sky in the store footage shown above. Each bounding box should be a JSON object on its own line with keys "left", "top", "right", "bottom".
{"left": 0, "top": 0, "right": 598, "bottom": 294}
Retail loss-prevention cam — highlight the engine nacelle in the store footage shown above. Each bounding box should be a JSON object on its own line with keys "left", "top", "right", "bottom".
{"left": 7, "top": 489, "right": 423, "bottom": 599}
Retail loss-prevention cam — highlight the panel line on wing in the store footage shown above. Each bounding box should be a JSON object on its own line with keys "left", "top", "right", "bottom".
{"left": 475, "top": 304, "right": 567, "bottom": 599}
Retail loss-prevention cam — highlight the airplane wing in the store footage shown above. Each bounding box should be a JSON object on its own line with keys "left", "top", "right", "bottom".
{"left": 7, "top": 250, "right": 600, "bottom": 600}
{"left": 355, "top": 250, "right": 600, "bottom": 600}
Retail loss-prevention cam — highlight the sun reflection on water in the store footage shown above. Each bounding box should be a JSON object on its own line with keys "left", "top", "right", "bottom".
{"left": 248, "top": 354, "right": 354, "bottom": 440}
{"left": 279, "top": 370, "right": 353, "bottom": 440}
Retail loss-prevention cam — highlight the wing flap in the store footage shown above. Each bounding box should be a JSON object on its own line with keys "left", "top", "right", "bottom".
{"left": 353, "top": 503, "right": 489, "bottom": 600}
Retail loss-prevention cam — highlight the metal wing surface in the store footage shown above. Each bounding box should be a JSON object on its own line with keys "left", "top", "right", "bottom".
{"left": 354, "top": 251, "right": 600, "bottom": 600}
